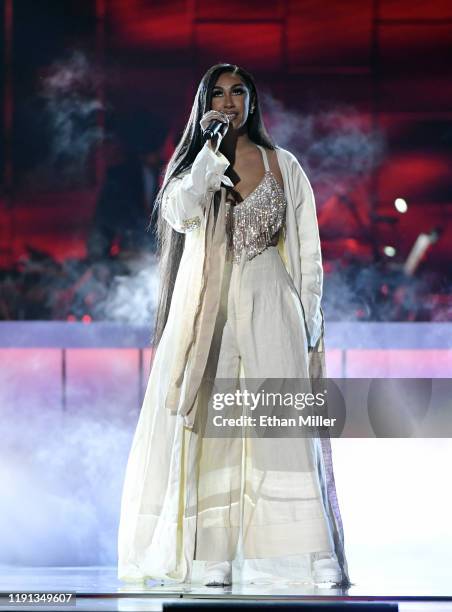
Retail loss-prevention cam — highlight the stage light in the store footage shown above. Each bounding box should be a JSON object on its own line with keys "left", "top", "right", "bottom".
{"left": 383, "top": 246, "right": 396, "bottom": 257}
{"left": 81, "top": 314, "right": 92, "bottom": 323}
{"left": 394, "top": 197, "right": 408, "bottom": 213}
{"left": 403, "top": 228, "right": 441, "bottom": 276}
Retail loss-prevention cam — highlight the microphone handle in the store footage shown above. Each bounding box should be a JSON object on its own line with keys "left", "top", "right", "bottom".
{"left": 203, "top": 120, "right": 224, "bottom": 141}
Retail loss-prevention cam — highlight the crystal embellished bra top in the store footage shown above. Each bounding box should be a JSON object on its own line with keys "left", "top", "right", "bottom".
{"left": 225, "top": 145, "right": 286, "bottom": 264}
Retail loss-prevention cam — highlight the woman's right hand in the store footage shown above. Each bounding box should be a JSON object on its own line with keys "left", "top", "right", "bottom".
{"left": 200, "top": 110, "right": 229, "bottom": 153}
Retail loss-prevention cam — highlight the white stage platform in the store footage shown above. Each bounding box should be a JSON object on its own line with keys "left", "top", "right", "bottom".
{"left": 0, "top": 567, "right": 451, "bottom": 611}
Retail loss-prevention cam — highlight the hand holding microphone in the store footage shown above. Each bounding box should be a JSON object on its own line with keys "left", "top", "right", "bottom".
{"left": 200, "top": 111, "right": 230, "bottom": 152}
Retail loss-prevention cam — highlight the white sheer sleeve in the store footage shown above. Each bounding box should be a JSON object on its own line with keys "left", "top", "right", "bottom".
{"left": 162, "top": 142, "right": 233, "bottom": 233}
{"left": 293, "top": 161, "right": 324, "bottom": 348}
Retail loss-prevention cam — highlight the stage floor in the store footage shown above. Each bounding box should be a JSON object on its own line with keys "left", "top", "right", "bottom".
{"left": 0, "top": 567, "right": 451, "bottom": 611}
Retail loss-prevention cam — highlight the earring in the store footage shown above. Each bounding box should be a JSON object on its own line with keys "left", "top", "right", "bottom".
{"left": 250, "top": 106, "right": 255, "bottom": 114}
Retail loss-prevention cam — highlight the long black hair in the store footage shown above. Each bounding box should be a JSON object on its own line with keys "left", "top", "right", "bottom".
{"left": 150, "top": 63, "right": 274, "bottom": 356}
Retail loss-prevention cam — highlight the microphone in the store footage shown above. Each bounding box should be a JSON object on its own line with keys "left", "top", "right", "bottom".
{"left": 203, "top": 119, "right": 226, "bottom": 141}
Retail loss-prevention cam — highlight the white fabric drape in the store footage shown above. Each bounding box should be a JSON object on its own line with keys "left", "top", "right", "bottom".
{"left": 117, "top": 143, "right": 351, "bottom": 587}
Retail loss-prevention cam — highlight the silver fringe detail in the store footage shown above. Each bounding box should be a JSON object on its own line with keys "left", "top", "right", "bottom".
{"left": 226, "top": 171, "right": 286, "bottom": 264}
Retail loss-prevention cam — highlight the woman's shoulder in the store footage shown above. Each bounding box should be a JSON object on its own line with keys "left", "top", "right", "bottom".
{"left": 274, "top": 146, "right": 305, "bottom": 170}
{"left": 274, "top": 145, "right": 297, "bottom": 160}
{"left": 274, "top": 146, "right": 311, "bottom": 182}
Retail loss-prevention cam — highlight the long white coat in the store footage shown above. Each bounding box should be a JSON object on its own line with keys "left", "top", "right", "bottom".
{"left": 117, "top": 143, "right": 351, "bottom": 586}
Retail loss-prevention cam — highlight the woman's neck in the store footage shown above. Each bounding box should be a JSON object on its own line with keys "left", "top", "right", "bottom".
{"left": 219, "top": 128, "right": 255, "bottom": 163}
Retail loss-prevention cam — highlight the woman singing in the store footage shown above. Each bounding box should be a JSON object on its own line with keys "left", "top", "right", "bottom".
{"left": 117, "top": 63, "right": 351, "bottom": 589}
